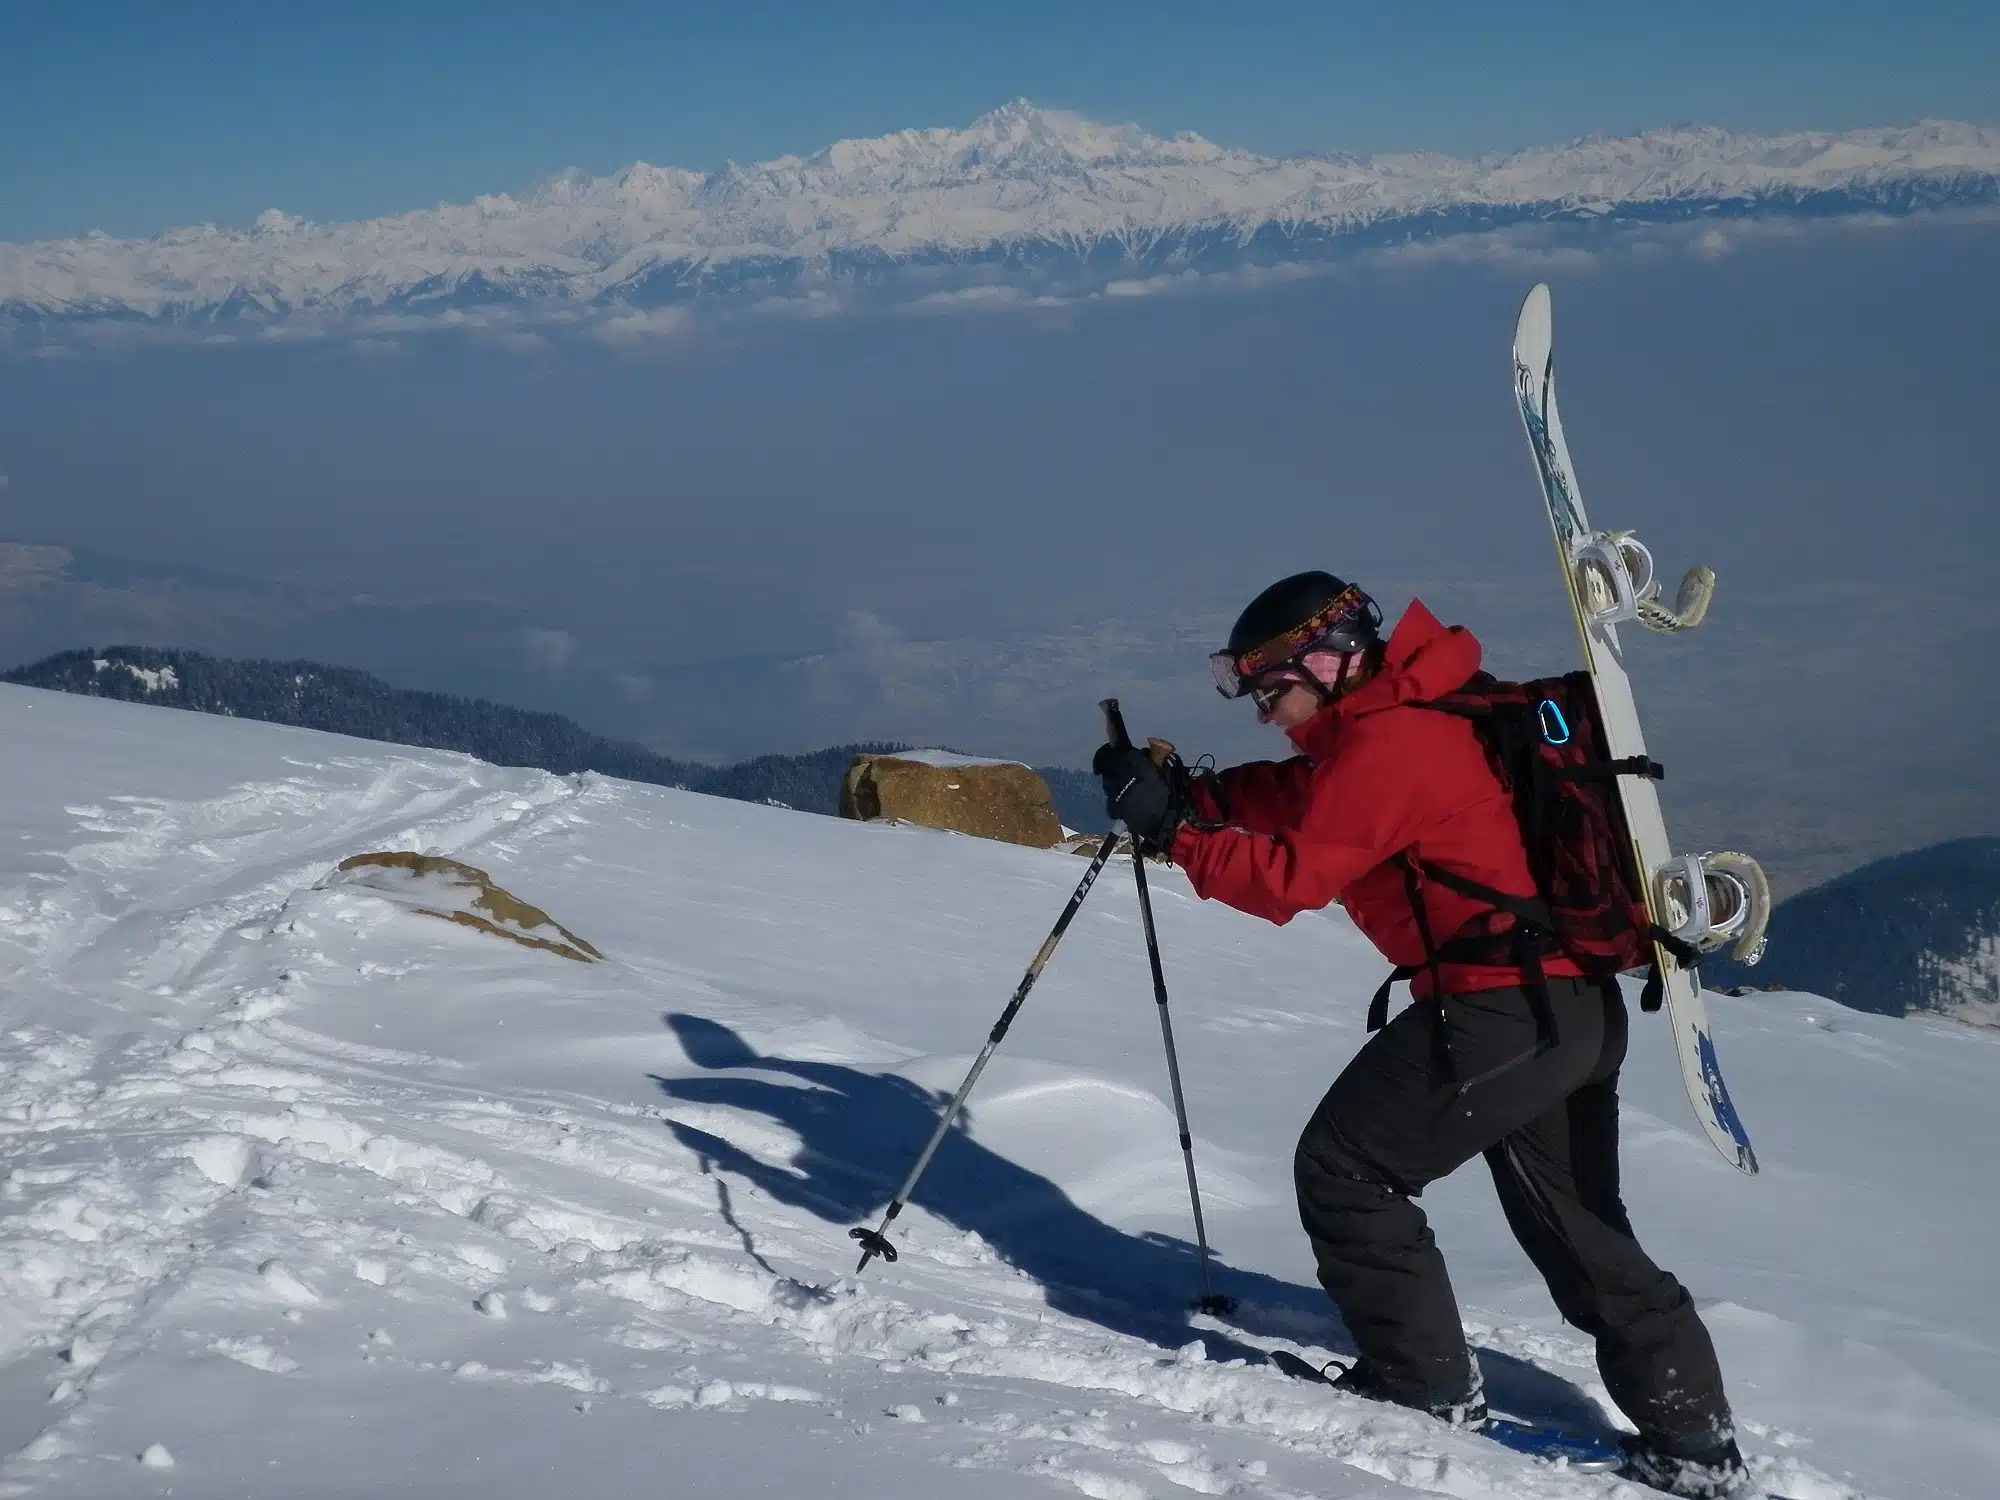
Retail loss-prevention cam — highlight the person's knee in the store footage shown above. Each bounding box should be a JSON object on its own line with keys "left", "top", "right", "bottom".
{"left": 1295, "top": 1109, "right": 1397, "bottom": 1222}
{"left": 1552, "top": 1264, "right": 1693, "bottom": 1345}
{"left": 1609, "top": 1274, "right": 1697, "bottom": 1339}
{"left": 1296, "top": 1105, "right": 1363, "bottom": 1184}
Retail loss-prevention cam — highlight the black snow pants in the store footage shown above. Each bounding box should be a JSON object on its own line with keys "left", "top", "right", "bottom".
{"left": 1293, "top": 976, "right": 1733, "bottom": 1448}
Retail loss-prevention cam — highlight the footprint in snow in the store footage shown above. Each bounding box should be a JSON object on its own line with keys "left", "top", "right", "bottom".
{"left": 259, "top": 1258, "right": 320, "bottom": 1305}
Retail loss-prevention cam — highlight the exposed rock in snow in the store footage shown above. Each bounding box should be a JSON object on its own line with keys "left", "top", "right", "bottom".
{"left": 320, "top": 851, "right": 603, "bottom": 963}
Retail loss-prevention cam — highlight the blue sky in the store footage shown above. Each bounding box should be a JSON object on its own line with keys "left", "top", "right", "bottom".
{"left": 3, "top": 0, "right": 1995, "bottom": 241}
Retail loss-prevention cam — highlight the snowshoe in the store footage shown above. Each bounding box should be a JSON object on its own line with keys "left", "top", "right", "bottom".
{"left": 1321, "top": 1353, "right": 1487, "bottom": 1427}
{"left": 1619, "top": 1432, "right": 1753, "bottom": 1498}
{"left": 1269, "top": 1349, "right": 1622, "bottom": 1470}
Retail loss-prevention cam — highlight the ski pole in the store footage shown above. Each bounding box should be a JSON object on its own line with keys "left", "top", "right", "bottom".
{"left": 1100, "top": 698, "right": 1234, "bottom": 1316}
{"left": 850, "top": 825, "right": 1122, "bottom": 1276}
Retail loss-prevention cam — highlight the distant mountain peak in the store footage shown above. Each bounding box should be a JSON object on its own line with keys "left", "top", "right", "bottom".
{"left": 3, "top": 105, "right": 1995, "bottom": 346}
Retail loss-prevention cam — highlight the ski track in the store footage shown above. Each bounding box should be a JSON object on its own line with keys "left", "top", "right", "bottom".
{"left": 0, "top": 715, "right": 1890, "bottom": 1498}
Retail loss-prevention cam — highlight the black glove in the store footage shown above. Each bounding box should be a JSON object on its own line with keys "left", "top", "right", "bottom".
{"left": 1092, "top": 743, "right": 1186, "bottom": 855}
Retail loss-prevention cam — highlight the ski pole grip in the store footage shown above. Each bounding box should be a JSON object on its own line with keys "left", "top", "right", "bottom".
{"left": 1099, "top": 698, "right": 1132, "bottom": 751}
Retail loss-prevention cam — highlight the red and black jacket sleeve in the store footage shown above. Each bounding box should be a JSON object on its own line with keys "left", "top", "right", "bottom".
{"left": 1183, "top": 757, "right": 1316, "bottom": 835}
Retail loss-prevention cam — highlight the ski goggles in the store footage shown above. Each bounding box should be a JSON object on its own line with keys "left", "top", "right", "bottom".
{"left": 1208, "top": 584, "right": 1381, "bottom": 699}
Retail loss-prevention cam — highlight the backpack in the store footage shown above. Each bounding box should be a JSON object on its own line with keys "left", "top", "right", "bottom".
{"left": 1367, "top": 671, "right": 1699, "bottom": 1057}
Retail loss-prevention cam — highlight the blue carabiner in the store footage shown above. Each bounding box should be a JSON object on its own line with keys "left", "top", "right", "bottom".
{"left": 1538, "top": 699, "right": 1571, "bottom": 745}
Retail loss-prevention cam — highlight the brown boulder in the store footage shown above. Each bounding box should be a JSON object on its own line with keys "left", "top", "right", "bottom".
{"left": 840, "top": 751, "right": 1064, "bottom": 849}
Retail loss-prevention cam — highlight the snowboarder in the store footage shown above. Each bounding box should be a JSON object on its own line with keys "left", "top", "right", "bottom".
{"left": 1094, "top": 570, "right": 1748, "bottom": 1499}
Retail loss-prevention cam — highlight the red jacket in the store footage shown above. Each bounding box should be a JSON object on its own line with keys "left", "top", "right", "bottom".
{"left": 1170, "top": 600, "right": 1584, "bottom": 998}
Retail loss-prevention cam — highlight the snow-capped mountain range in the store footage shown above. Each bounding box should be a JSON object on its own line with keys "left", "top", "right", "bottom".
{"left": 5, "top": 101, "right": 1997, "bottom": 341}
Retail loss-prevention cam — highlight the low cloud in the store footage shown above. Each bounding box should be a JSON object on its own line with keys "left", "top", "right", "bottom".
{"left": 1363, "top": 225, "right": 1603, "bottom": 272}
{"left": 485, "top": 329, "right": 550, "bottom": 353}
{"left": 590, "top": 307, "right": 694, "bottom": 348}
{"left": 784, "top": 609, "right": 932, "bottom": 713}
{"left": 614, "top": 671, "right": 654, "bottom": 703}
{"left": 841, "top": 609, "right": 918, "bottom": 689}
{"left": 1693, "top": 228, "right": 1734, "bottom": 260}
{"left": 522, "top": 627, "right": 580, "bottom": 673}
{"left": 907, "top": 284, "right": 1027, "bottom": 311}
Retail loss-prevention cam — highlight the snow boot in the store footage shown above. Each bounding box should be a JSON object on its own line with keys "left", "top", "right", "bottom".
{"left": 1619, "top": 1432, "right": 1750, "bottom": 1498}
{"left": 1327, "top": 1356, "right": 1488, "bottom": 1427}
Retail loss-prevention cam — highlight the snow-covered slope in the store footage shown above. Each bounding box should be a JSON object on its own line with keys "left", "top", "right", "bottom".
{"left": 2, "top": 684, "right": 1995, "bottom": 1498}
{"left": 5, "top": 102, "right": 1996, "bottom": 341}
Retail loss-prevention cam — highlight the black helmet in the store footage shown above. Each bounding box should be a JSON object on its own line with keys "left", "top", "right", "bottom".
{"left": 1210, "top": 571, "right": 1382, "bottom": 698}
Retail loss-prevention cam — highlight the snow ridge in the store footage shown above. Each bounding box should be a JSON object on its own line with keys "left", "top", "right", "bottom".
{"left": 4, "top": 101, "right": 1996, "bottom": 340}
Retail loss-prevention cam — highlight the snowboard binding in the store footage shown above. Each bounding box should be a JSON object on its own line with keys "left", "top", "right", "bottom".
{"left": 1571, "top": 531, "right": 1715, "bottom": 635}
{"left": 1654, "top": 852, "right": 1772, "bottom": 965}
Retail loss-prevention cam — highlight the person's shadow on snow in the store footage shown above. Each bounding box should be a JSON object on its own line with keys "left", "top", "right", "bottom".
{"left": 648, "top": 1011, "right": 1617, "bottom": 1433}
{"left": 649, "top": 1010, "right": 1313, "bottom": 1351}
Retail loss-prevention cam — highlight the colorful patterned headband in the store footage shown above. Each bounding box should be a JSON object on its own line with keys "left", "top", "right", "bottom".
{"left": 1232, "top": 584, "right": 1371, "bottom": 679}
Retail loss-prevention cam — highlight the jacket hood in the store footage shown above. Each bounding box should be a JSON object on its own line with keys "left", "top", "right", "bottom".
{"left": 1287, "top": 600, "right": 1482, "bottom": 754}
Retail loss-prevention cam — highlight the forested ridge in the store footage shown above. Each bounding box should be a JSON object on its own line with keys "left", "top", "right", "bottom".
{"left": 6, "top": 646, "right": 1105, "bottom": 829}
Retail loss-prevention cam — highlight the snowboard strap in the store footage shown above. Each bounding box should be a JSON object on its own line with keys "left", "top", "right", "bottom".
{"left": 1552, "top": 755, "right": 1666, "bottom": 783}
{"left": 1637, "top": 926, "right": 1704, "bottom": 1012}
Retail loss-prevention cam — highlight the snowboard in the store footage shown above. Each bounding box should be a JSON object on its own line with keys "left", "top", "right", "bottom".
{"left": 1510, "top": 284, "right": 1761, "bottom": 1175}
{"left": 1268, "top": 1349, "right": 1624, "bottom": 1471}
